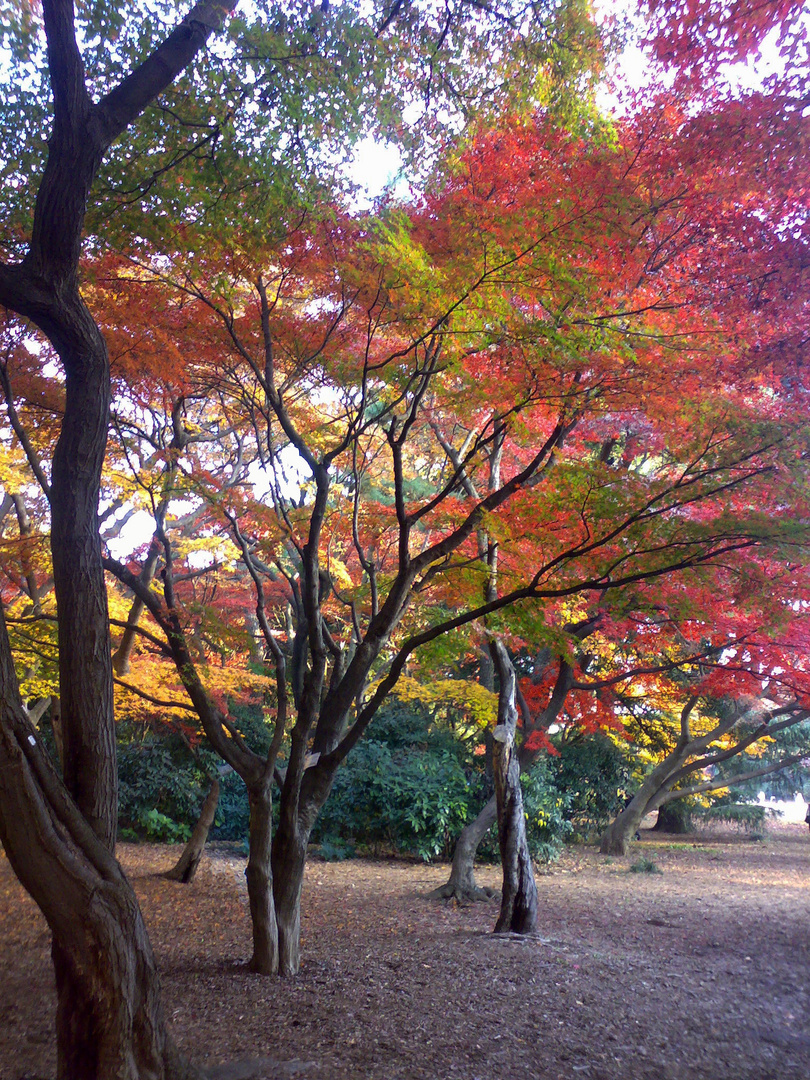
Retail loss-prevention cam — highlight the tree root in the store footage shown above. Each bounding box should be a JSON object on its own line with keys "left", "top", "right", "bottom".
{"left": 425, "top": 881, "right": 499, "bottom": 903}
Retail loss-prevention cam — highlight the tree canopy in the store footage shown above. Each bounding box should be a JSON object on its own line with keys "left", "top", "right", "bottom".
{"left": 1, "top": 0, "right": 809, "bottom": 1074}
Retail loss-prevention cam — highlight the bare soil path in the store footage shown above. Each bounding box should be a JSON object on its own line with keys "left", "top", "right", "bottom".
{"left": 2, "top": 825, "right": 809, "bottom": 1080}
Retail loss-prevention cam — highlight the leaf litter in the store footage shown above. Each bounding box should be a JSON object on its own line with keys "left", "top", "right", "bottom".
{"left": 1, "top": 824, "right": 809, "bottom": 1080}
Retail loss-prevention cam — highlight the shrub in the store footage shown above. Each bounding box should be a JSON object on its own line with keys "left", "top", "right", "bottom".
{"left": 549, "top": 733, "right": 633, "bottom": 836}
{"left": 209, "top": 767, "right": 252, "bottom": 841}
{"left": 699, "top": 801, "right": 778, "bottom": 832}
{"left": 313, "top": 740, "right": 474, "bottom": 861}
{"left": 628, "top": 856, "right": 663, "bottom": 874}
{"left": 520, "top": 758, "right": 573, "bottom": 863}
{"left": 118, "top": 736, "right": 210, "bottom": 841}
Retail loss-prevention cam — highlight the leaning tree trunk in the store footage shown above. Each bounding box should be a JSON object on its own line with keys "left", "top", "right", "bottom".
{"left": 490, "top": 641, "right": 538, "bottom": 935}
{"left": 600, "top": 751, "right": 690, "bottom": 855}
{"left": 599, "top": 796, "right": 652, "bottom": 856}
{"left": 0, "top": 607, "right": 198, "bottom": 1080}
{"left": 163, "top": 777, "right": 220, "bottom": 884}
{"left": 427, "top": 794, "right": 498, "bottom": 902}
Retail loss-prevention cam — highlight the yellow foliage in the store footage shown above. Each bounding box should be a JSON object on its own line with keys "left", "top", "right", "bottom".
{"left": 0, "top": 444, "right": 32, "bottom": 491}
{"left": 386, "top": 676, "right": 498, "bottom": 727}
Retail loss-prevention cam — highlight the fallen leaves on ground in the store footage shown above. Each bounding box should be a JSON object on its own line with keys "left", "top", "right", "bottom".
{"left": 2, "top": 825, "right": 809, "bottom": 1080}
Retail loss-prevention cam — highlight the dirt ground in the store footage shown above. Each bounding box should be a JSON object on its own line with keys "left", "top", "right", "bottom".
{"left": 2, "top": 824, "right": 809, "bottom": 1080}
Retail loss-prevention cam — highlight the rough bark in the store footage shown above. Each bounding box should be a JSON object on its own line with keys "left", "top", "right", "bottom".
{"left": 50, "top": 309, "right": 118, "bottom": 850}
{"left": 272, "top": 815, "right": 310, "bottom": 977}
{"left": 427, "top": 795, "right": 498, "bottom": 901}
{"left": 599, "top": 795, "right": 655, "bottom": 856}
{"left": 490, "top": 641, "right": 538, "bottom": 935}
{"left": 433, "top": 645, "right": 580, "bottom": 901}
{"left": 163, "top": 777, "right": 220, "bottom": 884}
{"left": 246, "top": 778, "right": 280, "bottom": 975}
{"left": 49, "top": 694, "right": 65, "bottom": 770}
{"left": 0, "top": 0, "right": 232, "bottom": 1070}
{"left": 0, "top": 606, "right": 199, "bottom": 1080}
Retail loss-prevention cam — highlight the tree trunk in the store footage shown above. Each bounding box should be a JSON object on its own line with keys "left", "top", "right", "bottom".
{"left": 163, "top": 778, "right": 220, "bottom": 884}
{"left": 599, "top": 733, "right": 695, "bottom": 856}
{"left": 427, "top": 795, "right": 498, "bottom": 902}
{"left": 0, "top": 2, "right": 234, "bottom": 1072}
{"left": 49, "top": 694, "right": 65, "bottom": 771}
{"left": 113, "top": 541, "right": 162, "bottom": 676}
{"left": 490, "top": 641, "right": 538, "bottom": 935}
{"left": 0, "top": 607, "right": 199, "bottom": 1080}
{"left": 51, "top": 916, "right": 195, "bottom": 1080}
{"left": 271, "top": 817, "right": 309, "bottom": 977}
{"left": 50, "top": 317, "right": 118, "bottom": 852}
{"left": 246, "top": 777, "right": 280, "bottom": 974}
{"left": 599, "top": 797, "right": 651, "bottom": 856}
{"left": 653, "top": 801, "right": 692, "bottom": 833}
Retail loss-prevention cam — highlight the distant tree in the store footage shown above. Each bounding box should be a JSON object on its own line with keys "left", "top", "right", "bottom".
{"left": 601, "top": 696, "right": 810, "bottom": 855}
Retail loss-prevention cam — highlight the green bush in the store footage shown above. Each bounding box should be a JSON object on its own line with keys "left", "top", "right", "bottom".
{"left": 209, "top": 767, "right": 252, "bottom": 841}
{"left": 699, "top": 801, "right": 778, "bottom": 832}
{"left": 125, "top": 808, "right": 191, "bottom": 843}
{"left": 313, "top": 740, "right": 473, "bottom": 861}
{"left": 117, "top": 719, "right": 256, "bottom": 843}
{"left": 115, "top": 699, "right": 629, "bottom": 868}
{"left": 317, "top": 838, "right": 356, "bottom": 861}
{"left": 628, "top": 856, "right": 663, "bottom": 875}
{"left": 520, "top": 759, "right": 573, "bottom": 863}
{"left": 118, "top": 736, "right": 210, "bottom": 841}
{"left": 549, "top": 733, "right": 633, "bottom": 836}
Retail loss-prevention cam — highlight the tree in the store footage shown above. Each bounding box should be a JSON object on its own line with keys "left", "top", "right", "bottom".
{"left": 0, "top": 5, "right": 615, "bottom": 1055}
{"left": 489, "top": 640, "right": 538, "bottom": 933}
{"left": 600, "top": 694, "right": 810, "bottom": 855}
{"left": 0, "top": 3, "right": 243, "bottom": 1076}
{"left": 430, "top": 622, "right": 600, "bottom": 902}
{"left": 97, "top": 81, "right": 810, "bottom": 971}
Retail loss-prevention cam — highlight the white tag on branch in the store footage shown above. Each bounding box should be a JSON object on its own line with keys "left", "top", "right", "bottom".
{"left": 28, "top": 735, "right": 36, "bottom": 746}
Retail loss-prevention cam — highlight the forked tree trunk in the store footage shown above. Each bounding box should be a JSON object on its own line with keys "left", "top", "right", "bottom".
{"left": 163, "top": 777, "right": 220, "bottom": 884}
{"left": 490, "top": 642, "right": 538, "bottom": 935}
{"left": 427, "top": 795, "right": 498, "bottom": 902}
{"left": 246, "top": 778, "right": 280, "bottom": 974}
